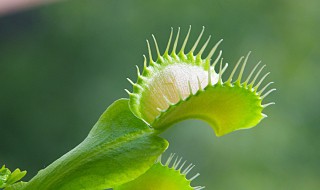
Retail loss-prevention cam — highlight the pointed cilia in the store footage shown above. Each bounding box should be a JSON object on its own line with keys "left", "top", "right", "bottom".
{"left": 114, "top": 154, "right": 204, "bottom": 190}
{"left": 126, "top": 26, "right": 275, "bottom": 136}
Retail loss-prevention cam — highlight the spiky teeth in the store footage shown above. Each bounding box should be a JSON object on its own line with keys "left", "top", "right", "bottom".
{"left": 127, "top": 27, "right": 275, "bottom": 136}
{"left": 114, "top": 153, "right": 204, "bottom": 190}
{"left": 127, "top": 27, "right": 222, "bottom": 123}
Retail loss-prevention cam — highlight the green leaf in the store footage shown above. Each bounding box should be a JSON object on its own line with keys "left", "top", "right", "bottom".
{"left": 0, "top": 165, "right": 11, "bottom": 188}
{"left": 115, "top": 163, "right": 193, "bottom": 190}
{"left": 6, "top": 169, "right": 27, "bottom": 186}
{"left": 22, "top": 99, "right": 168, "bottom": 190}
{"left": 114, "top": 154, "right": 203, "bottom": 190}
{"left": 0, "top": 165, "right": 26, "bottom": 189}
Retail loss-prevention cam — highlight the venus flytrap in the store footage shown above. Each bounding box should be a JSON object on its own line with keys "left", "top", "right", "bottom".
{"left": 127, "top": 26, "right": 274, "bottom": 136}
{"left": 2, "top": 26, "right": 274, "bottom": 190}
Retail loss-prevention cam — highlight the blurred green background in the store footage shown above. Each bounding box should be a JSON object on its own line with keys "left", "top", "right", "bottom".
{"left": 0, "top": 0, "right": 319, "bottom": 189}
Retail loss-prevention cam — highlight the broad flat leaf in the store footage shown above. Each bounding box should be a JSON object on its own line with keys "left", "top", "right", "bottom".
{"left": 22, "top": 99, "right": 168, "bottom": 190}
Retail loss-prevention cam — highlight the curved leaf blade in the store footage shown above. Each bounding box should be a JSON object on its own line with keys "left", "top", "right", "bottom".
{"left": 23, "top": 99, "right": 168, "bottom": 190}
